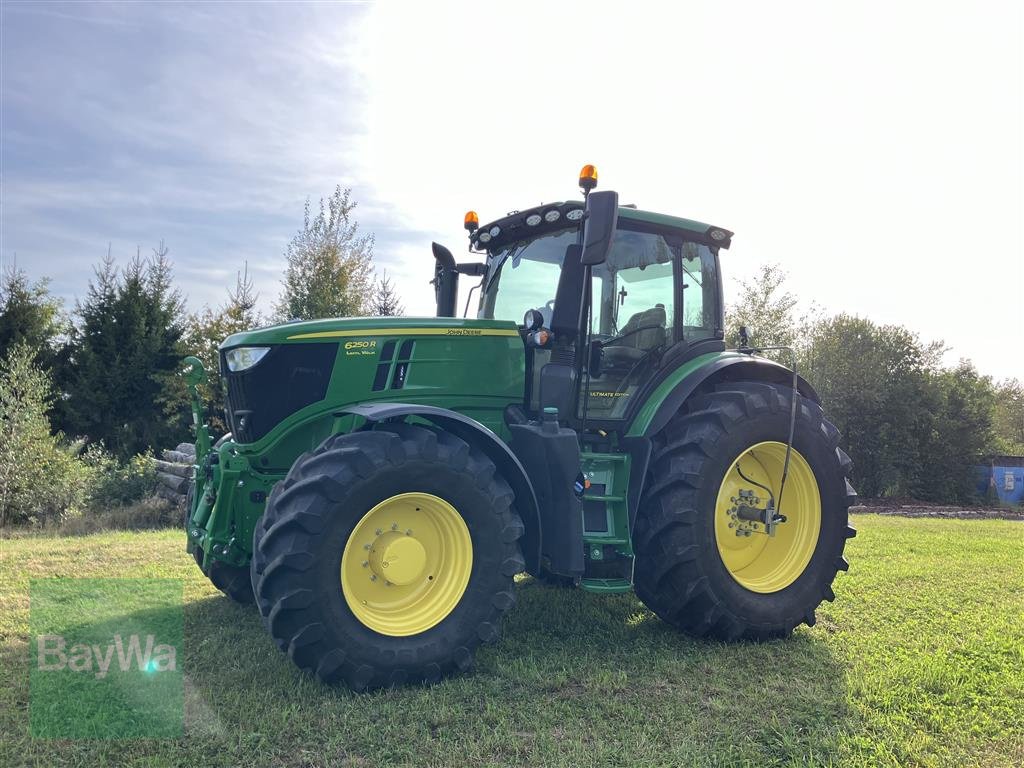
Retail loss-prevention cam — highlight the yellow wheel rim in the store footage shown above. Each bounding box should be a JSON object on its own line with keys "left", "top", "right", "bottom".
{"left": 340, "top": 492, "right": 472, "bottom": 636}
{"left": 714, "top": 441, "right": 821, "bottom": 593}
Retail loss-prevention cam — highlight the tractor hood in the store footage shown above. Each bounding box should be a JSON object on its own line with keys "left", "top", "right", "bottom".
{"left": 220, "top": 316, "right": 520, "bottom": 350}
{"left": 217, "top": 315, "right": 525, "bottom": 447}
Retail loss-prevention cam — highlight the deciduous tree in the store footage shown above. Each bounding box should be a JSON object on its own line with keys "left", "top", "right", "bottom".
{"left": 276, "top": 186, "right": 375, "bottom": 321}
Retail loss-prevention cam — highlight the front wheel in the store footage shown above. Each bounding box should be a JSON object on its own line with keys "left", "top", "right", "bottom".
{"left": 633, "top": 382, "right": 856, "bottom": 640}
{"left": 252, "top": 424, "right": 525, "bottom": 689}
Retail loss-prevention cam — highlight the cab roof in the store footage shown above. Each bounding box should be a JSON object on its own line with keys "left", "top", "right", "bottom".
{"left": 473, "top": 200, "right": 733, "bottom": 253}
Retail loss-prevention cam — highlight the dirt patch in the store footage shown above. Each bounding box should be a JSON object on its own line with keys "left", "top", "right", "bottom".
{"left": 851, "top": 497, "right": 1024, "bottom": 520}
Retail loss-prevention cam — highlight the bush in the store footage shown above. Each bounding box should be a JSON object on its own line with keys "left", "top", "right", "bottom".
{"left": 0, "top": 343, "right": 164, "bottom": 528}
{"left": 0, "top": 344, "right": 90, "bottom": 526}
{"left": 59, "top": 497, "right": 179, "bottom": 536}
{"left": 81, "top": 445, "right": 159, "bottom": 513}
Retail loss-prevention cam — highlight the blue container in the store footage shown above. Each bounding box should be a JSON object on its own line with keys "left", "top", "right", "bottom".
{"left": 975, "top": 456, "right": 1024, "bottom": 505}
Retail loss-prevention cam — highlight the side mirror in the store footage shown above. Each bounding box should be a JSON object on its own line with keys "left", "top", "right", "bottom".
{"left": 580, "top": 190, "right": 619, "bottom": 265}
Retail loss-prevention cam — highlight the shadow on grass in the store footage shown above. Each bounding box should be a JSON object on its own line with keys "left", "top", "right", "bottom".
{"left": 175, "top": 576, "right": 856, "bottom": 765}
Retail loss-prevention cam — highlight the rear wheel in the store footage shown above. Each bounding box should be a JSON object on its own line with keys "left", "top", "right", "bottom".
{"left": 252, "top": 424, "right": 525, "bottom": 689}
{"left": 633, "top": 382, "right": 856, "bottom": 640}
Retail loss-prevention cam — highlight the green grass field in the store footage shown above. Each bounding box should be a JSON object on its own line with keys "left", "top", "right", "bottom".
{"left": 1, "top": 515, "right": 1022, "bottom": 767}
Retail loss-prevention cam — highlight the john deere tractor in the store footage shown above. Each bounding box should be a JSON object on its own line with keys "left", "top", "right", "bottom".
{"left": 184, "top": 166, "right": 856, "bottom": 690}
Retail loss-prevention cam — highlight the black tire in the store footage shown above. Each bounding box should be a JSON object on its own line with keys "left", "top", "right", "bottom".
{"left": 189, "top": 537, "right": 255, "bottom": 604}
{"left": 206, "top": 559, "right": 255, "bottom": 604}
{"left": 251, "top": 424, "right": 525, "bottom": 690}
{"left": 633, "top": 382, "right": 856, "bottom": 640}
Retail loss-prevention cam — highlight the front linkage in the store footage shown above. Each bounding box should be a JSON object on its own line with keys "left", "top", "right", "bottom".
{"left": 181, "top": 356, "right": 269, "bottom": 581}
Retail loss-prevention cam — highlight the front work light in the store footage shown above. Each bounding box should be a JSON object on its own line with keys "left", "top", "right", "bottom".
{"left": 464, "top": 211, "right": 479, "bottom": 232}
{"left": 543, "top": 209, "right": 561, "bottom": 223}
{"left": 225, "top": 346, "right": 271, "bottom": 372}
{"left": 525, "top": 213, "right": 542, "bottom": 226}
{"left": 579, "top": 164, "right": 598, "bottom": 191}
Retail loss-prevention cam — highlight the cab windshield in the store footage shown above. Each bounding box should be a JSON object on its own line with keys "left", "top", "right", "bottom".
{"left": 478, "top": 225, "right": 720, "bottom": 345}
{"left": 479, "top": 228, "right": 577, "bottom": 328}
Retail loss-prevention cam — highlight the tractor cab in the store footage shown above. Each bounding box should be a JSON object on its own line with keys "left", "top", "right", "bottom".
{"left": 433, "top": 166, "right": 733, "bottom": 428}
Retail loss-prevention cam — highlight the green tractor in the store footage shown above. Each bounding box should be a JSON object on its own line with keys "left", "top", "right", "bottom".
{"left": 184, "top": 166, "right": 856, "bottom": 690}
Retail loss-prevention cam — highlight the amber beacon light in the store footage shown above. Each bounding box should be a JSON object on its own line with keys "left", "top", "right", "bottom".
{"left": 578, "top": 164, "right": 598, "bottom": 192}
{"left": 464, "top": 210, "right": 479, "bottom": 232}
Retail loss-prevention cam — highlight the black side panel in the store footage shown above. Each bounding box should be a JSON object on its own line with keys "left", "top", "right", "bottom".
{"left": 539, "top": 359, "right": 577, "bottom": 417}
{"left": 550, "top": 243, "right": 586, "bottom": 340}
{"left": 509, "top": 421, "right": 585, "bottom": 577}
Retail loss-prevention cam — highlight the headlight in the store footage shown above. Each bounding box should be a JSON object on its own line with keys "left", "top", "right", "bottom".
{"left": 225, "top": 346, "right": 271, "bottom": 372}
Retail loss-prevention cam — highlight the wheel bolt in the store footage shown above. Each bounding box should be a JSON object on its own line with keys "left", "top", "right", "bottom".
{"left": 362, "top": 560, "right": 369, "bottom": 567}
{"left": 370, "top": 574, "right": 377, "bottom": 581}
{"left": 375, "top": 528, "right": 383, "bottom": 536}
{"left": 391, "top": 523, "right": 398, "bottom": 531}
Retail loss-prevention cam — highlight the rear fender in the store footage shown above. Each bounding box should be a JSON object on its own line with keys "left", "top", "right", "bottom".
{"left": 623, "top": 354, "right": 820, "bottom": 514}
{"left": 627, "top": 352, "right": 820, "bottom": 439}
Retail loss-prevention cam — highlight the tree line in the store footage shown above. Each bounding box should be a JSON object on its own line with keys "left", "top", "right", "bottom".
{"left": 0, "top": 187, "right": 401, "bottom": 525}
{"left": 727, "top": 264, "right": 1023, "bottom": 502}
{"left": 1, "top": 196, "right": 1021, "bottom": 525}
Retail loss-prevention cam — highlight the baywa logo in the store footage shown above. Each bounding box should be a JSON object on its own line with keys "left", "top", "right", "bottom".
{"left": 30, "top": 578, "right": 184, "bottom": 739}
{"left": 36, "top": 633, "right": 177, "bottom": 679}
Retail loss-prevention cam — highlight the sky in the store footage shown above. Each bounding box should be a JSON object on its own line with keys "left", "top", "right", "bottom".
{"left": 1, "top": 0, "right": 1021, "bottom": 379}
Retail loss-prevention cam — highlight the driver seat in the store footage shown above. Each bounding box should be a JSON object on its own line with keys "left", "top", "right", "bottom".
{"left": 602, "top": 304, "right": 667, "bottom": 367}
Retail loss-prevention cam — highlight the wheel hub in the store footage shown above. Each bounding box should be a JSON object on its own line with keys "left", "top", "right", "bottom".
{"left": 370, "top": 532, "right": 427, "bottom": 585}
{"left": 727, "top": 489, "right": 788, "bottom": 537}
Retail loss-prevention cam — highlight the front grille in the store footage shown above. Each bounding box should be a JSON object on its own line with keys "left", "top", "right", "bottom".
{"left": 222, "top": 343, "right": 338, "bottom": 443}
